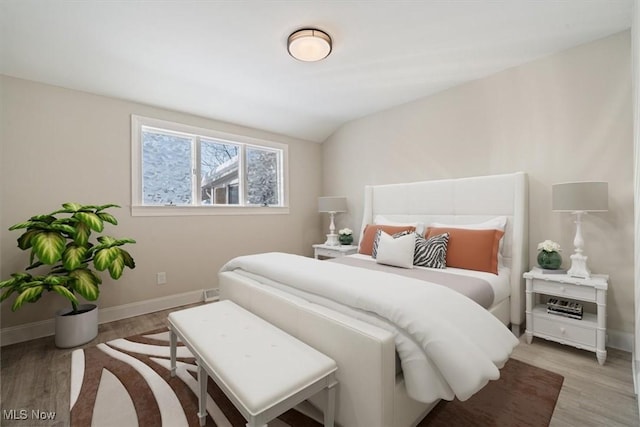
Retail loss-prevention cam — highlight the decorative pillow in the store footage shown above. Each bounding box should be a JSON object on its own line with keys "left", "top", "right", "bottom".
{"left": 372, "top": 229, "right": 412, "bottom": 259}
{"left": 414, "top": 232, "right": 450, "bottom": 269}
{"left": 429, "top": 217, "right": 508, "bottom": 264}
{"left": 425, "top": 227, "right": 504, "bottom": 274}
{"left": 374, "top": 215, "right": 425, "bottom": 236}
{"left": 375, "top": 231, "right": 416, "bottom": 269}
{"left": 359, "top": 224, "right": 416, "bottom": 256}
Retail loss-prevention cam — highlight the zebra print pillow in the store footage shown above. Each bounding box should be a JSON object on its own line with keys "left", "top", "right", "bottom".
{"left": 413, "top": 232, "right": 450, "bottom": 268}
{"left": 371, "top": 229, "right": 412, "bottom": 259}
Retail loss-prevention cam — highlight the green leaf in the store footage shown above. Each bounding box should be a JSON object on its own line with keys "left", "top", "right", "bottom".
{"left": 51, "top": 285, "right": 79, "bottom": 306}
{"left": 95, "top": 204, "right": 120, "bottom": 212}
{"left": 115, "top": 238, "right": 136, "bottom": 245}
{"left": 74, "top": 221, "right": 90, "bottom": 246}
{"left": 97, "top": 212, "right": 118, "bottom": 225}
{"left": 108, "top": 250, "right": 125, "bottom": 279}
{"left": 17, "top": 229, "right": 41, "bottom": 250}
{"left": 4, "top": 273, "right": 32, "bottom": 288}
{"left": 9, "top": 221, "right": 35, "bottom": 231}
{"left": 31, "top": 214, "right": 56, "bottom": 223}
{"left": 62, "top": 244, "right": 88, "bottom": 271}
{"left": 74, "top": 212, "right": 103, "bottom": 232}
{"left": 62, "top": 202, "right": 84, "bottom": 212}
{"left": 48, "top": 223, "right": 76, "bottom": 236}
{"left": 43, "top": 275, "right": 70, "bottom": 286}
{"left": 97, "top": 235, "right": 117, "bottom": 246}
{"left": 18, "top": 279, "right": 45, "bottom": 292}
{"left": 93, "top": 247, "right": 120, "bottom": 271}
{"left": 26, "top": 261, "right": 44, "bottom": 271}
{"left": 11, "top": 285, "right": 44, "bottom": 311}
{"left": 69, "top": 269, "right": 101, "bottom": 300}
{"left": 31, "top": 232, "right": 66, "bottom": 264}
{"left": 0, "top": 288, "right": 15, "bottom": 303}
{"left": 119, "top": 249, "right": 136, "bottom": 269}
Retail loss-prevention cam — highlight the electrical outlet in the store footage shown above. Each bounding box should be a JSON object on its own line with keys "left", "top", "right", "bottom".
{"left": 156, "top": 272, "right": 167, "bottom": 285}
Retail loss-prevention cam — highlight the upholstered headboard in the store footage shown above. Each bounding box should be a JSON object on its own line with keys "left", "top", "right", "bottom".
{"left": 359, "top": 172, "right": 529, "bottom": 333}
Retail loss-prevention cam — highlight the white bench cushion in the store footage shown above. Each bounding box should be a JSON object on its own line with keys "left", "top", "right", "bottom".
{"left": 168, "top": 301, "right": 337, "bottom": 416}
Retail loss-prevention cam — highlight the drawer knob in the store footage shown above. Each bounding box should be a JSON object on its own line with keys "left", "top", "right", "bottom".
{"left": 559, "top": 286, "right": 565, "bottom": 293}
{"left": 560, "top": 327, "right": 566, "bottom": 335}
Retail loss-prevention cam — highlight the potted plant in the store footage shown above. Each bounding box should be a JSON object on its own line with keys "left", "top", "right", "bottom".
{"left": 338, "top": 228, "right": 354, "bottom": 245}
{"left": 0, "top": 203, "right": 135, "bottom": 348}
{"left": 536, "top": 239, "right": 562, "bottom": 270}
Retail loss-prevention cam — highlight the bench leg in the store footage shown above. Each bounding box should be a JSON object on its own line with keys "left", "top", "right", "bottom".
{"left": 169, "top": 329, "right": 177, "bottom": 377}
{"left": 324, "top": 380, "right": 337, "bottom": 427}
{"left": 197, "top": 363, "right": 207, "bottom": 427}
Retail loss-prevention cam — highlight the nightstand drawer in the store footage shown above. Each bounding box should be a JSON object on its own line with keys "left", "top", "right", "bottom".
{"left": 315, "top": 248, "right": 340, "bottom": 258}
{"left": 533, "top": 314, "right": 596, "bottom": 348}
{"left": 532, "top": 279, "right": 596, "bottom": 301}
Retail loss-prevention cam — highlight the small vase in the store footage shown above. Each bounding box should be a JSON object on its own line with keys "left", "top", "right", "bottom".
{"left": 537, "top": 250, "right": 562, "bottom": 270}
{"left": 339, "top": 234, "right": 353, "bottom": 245}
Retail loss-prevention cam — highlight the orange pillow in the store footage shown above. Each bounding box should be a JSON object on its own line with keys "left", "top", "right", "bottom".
{"left": 359, "top": 224, "right": 416, "bottom": 256}
{"left": 425, "top": 227, "right": 504, "bottom": 274}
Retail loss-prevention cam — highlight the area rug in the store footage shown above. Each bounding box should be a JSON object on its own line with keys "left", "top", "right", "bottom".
{"left": 70, "top": 328, "right": 563, "bottom": 427}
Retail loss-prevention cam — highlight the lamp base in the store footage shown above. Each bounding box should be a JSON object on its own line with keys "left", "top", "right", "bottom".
{"left": 567, "top": 253, "right": 591, "bottom": 279}
{"left": 324, "top": 234, "right": 339, "bottom": 246}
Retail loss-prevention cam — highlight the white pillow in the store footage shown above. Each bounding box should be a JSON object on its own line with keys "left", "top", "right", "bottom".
{"left": 374, "top": 215, "right": 425, "bottom": 236}
{"left": 375, "top": 231, "right": 416, "bottom": 269}
{"left": 429, "top": 216, "right": 507, "bottom": 232}
{"left": 429, "top": 216, "right": 508, "bottom": 265}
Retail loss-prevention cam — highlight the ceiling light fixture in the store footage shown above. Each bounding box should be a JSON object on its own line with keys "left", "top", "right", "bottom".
{"left": 287, "top": 28, "right": 332, "bottom": 62}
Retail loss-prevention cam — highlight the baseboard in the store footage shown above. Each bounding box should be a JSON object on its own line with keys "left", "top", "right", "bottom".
{"left": 0, "top": 290, "right": 204, "bottom": 347}
{"left": 633, "top": 354, "right": 638, "bottom": 394}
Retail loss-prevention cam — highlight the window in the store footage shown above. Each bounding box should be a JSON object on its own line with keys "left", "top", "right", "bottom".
{"left": 132, "top": 116, "right": 288, "bottom": 216}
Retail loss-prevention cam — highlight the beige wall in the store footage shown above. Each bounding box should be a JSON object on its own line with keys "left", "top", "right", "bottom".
{"left": 0, "top": 75, "right": 323, "bottom": 328}
{"left": 323, "top": 31, "right": 634, "bottom": 334}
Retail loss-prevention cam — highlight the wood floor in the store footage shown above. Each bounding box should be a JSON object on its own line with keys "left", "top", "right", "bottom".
{"left": 1, "top": 305, "right": 638, "bottom": 427}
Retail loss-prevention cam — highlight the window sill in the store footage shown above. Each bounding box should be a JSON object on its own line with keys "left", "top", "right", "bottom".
{"left": 131, "top": 205, "right": 290, "bottom": 217}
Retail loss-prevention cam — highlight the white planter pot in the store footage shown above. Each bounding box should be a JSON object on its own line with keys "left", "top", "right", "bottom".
{"left": 54, "top": 304, "right": 98, "bottom": 348}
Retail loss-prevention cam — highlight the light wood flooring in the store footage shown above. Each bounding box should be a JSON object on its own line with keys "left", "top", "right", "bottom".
{"left": 1, "top": 305, "right": 638, "bottom": 427}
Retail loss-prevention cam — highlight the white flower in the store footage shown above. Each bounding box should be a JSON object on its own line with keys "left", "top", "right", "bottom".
{"left": 339, "top": 228, "right": 353, "bottom": 236}
{"left": 537, "top": 240, "right": 561, "bottom": 252}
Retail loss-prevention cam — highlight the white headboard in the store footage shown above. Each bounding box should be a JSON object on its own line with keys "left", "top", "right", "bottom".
{"left": 359, "top": 172, "right": 529, "bottom": 332}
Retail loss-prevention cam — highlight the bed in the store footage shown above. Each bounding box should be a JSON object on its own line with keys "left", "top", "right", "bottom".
{"left": 219, "top": 171, "right": 529, "bottom": 427}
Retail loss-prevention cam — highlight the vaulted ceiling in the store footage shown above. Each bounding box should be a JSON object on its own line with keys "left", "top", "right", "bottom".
{"left": 0, "top": 1, "right": 633, "bottom": 142}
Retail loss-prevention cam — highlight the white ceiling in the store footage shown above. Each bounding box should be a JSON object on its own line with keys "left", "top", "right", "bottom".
{"left": 0, "top": 1, "right": 633, "bottom": 143}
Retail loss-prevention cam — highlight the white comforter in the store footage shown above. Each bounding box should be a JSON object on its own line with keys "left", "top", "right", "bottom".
{"left": 221, "top": 252, "right": 519, "bottom": 403}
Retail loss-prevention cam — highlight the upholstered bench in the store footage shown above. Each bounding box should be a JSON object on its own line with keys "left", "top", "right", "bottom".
{"left": 168, "top": 300, "right": 338, "bottom": 427}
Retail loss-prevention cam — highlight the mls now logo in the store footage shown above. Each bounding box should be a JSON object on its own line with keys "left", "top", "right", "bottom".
{"left": 3, "top": 409, "right": 56, "bottom": 420}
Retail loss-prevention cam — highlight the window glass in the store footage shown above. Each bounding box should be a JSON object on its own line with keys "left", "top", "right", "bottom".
{"left": 142, "top": 129, "right": 193, "bottom": 205}
{"left": 246, "top": 146, "right": 280, "bottom": 206}
{"left": 201, "top": 139, "right": 240, "bottom": 205}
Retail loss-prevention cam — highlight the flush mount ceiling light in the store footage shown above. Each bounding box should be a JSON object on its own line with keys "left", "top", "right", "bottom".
{"left": 287, "top": 28, "right": 332, "bottom": 62}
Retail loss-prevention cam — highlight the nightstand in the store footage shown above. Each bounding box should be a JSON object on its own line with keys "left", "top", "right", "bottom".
{"left": 523, "top": 267, "right": 608, "bottom": 365}
{"left": 313, "top": 244, "right": 358, "bottom": 259}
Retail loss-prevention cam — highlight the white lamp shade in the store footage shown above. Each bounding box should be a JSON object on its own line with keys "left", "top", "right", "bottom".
{"left": 552, "top": 182, "right": 608, "bottom": 212}
{"left": 288, "top": 29, "right": 332, "bottom": 62}
{"left": 318, "top": 196, "right": 347, "bottom": 213}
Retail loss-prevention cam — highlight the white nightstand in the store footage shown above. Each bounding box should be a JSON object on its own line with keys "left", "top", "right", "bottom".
{"left": 313, "top": 244, "right": 358, "bottom": 259}
{"left": 523, "top": 267, "right": 608, "bottom": 365}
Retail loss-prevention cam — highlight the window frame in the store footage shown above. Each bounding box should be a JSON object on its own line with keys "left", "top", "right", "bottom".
{"left": 131, "top": 115, "right": 289, "bottom": 217}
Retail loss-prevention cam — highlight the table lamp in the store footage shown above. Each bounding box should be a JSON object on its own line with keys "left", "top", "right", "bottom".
{"left": 552, "top": 181, "right": 608, "bottom": 278}
{"left": 318, "top": 196, "right": 347, "bottom": 246}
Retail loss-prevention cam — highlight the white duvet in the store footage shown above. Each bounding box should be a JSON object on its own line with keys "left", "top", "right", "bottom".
{"left": 221, "top": 252, "right": 519, "bottom": 403}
